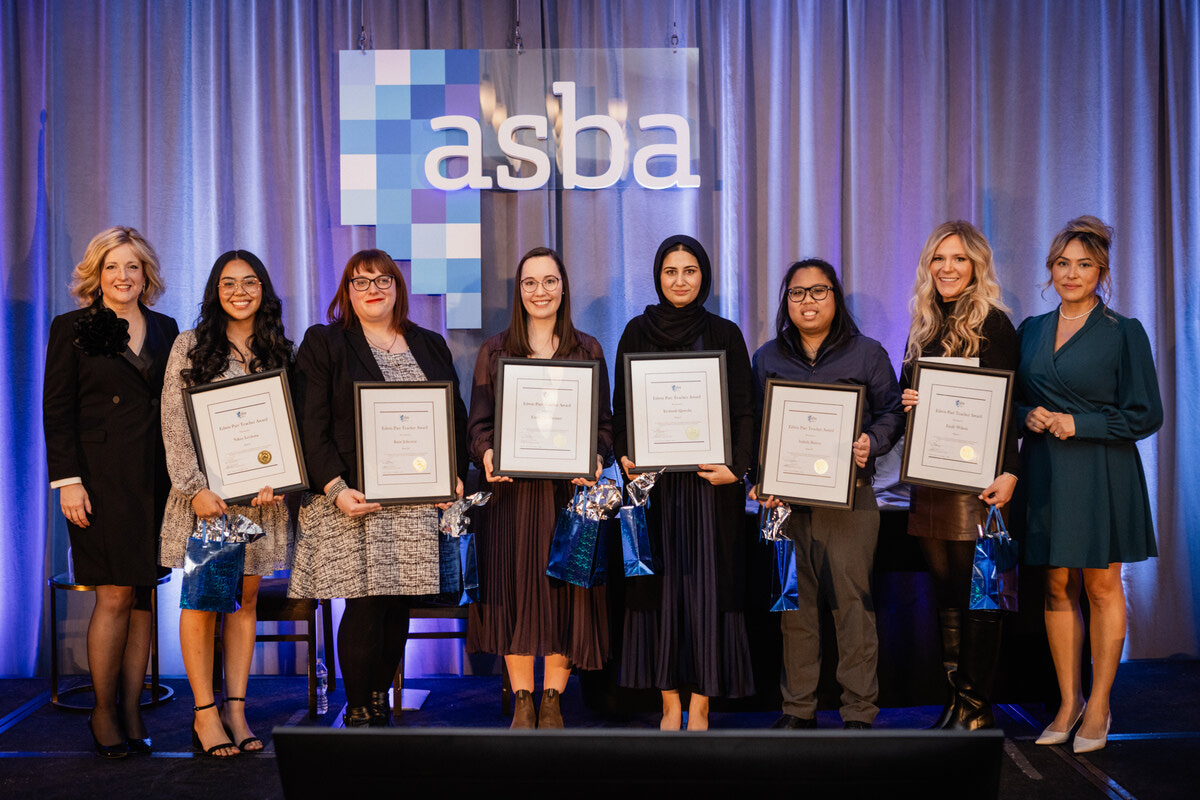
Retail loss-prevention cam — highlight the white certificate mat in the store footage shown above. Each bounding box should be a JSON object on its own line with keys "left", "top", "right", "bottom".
{"left": 184, "top": 369, "right": 308, "bottom": 504}
{"left": 625, "top": 351, "right": 730, "bottom": 472}
{"left": 757, "top": 380, "right": 863, "bottom": 509}
{"left": 494, "top": 358, "right": 600, "bottom": 479}
{"left": 356, "top": 382, "right": 457, "bottom": 504}
{"left": 901, "top": 363, "right": 1013, "bottom": 493}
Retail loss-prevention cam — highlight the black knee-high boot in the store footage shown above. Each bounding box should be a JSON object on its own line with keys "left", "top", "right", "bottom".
{"left": 945, "top": 611, "right": 1003, "bottom": 730}
{"left": 929, "top": 607, "right": 963, "bottom": 729}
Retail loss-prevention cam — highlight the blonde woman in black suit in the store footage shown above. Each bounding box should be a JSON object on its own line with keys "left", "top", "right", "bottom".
{"left": 43, "top": 227, "right": 178, "bottom": 758}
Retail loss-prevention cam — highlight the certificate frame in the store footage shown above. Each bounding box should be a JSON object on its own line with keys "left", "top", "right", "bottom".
{"left": 354, "top": 381, "right": 458, "bottom": 505}
{"left": 183, "top": 369, "right": 308, "bottom": 505}
{"left": 900, "top": 363, "right": 1014, "bottom": 493}
{"left": 493, "top": 358, "right": 600, "bottom": 480}
{"left": 756, "top": 379, "right": 865, "bottom": 510}
{"left": 623, "top": 350, "right": 731, "bottom": 473}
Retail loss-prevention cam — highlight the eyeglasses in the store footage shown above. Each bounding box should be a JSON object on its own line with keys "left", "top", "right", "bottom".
{"left": 218, "top": 277, "right": 262, "bottom": 294}
{"left": 519, "top": 276, "right": 561, "bottom": 294}
{"left": 787, "top": 285, "right": 832, "bottom": 303}
{"left": 350, "top": 275, "right": 395, "bottom": 292}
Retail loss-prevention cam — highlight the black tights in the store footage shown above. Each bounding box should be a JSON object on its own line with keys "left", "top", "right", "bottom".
{"left": 338, "top": 596, "right": 411, "bottom": 708}
{"left": 918, "top": 537, "right": 976, "bottom": 610}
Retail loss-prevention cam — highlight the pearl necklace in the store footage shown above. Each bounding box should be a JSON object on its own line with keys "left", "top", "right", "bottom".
{"left": 1059, "top": 301, "right": 1098, "bottom": 321}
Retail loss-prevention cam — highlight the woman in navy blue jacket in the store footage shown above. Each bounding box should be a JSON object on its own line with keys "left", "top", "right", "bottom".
{"left": 751, "top": 258, "right": 904, "bottom": 729}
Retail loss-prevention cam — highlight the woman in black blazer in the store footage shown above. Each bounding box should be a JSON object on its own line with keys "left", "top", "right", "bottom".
{"left": 43, "top": 226, "right": 178, "bottom": 758}
{"left": 289, "top": 249, "right": 467, "bottom": 726}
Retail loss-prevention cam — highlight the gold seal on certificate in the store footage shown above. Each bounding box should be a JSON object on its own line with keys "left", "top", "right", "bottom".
{"left": 685, "top": 426, "right": 700, "bottom": 440}
{"left": 900, "top": 362, "right": 1014, "bottom": 493}
{"left": 355, "top": 381, "right": 458, "bottom": 505}
{"left": 183, "top": 369, "right": 308, "bottom": 505}
{"left": 755, "top": 380, "right": 864, "bottom": 509}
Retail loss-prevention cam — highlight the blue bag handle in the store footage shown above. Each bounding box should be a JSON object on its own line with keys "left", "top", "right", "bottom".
{"left": 979, "top": 505, "right": 1008, "bottom": 541}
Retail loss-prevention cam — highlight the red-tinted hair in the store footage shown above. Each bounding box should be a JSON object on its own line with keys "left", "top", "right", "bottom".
{"left": 326, "top": 249, "right": 410, "bottom": 332}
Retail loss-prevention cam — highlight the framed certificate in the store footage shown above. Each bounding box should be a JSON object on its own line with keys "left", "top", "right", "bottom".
{"left": 183, "top": 369, "right": 308, "bottom": 505}
{"left": 623, "top": 351, "right": 730, "bottom": 473}
{"left": 901, "top": 363, "right": 1014, "bottom": 493}
{"left": 355, "top": 382, "right": 458, "bottom": 504}
{"left": 493, "top": 358, "right": 600, "bottom": 479}
{"left": 756, "top": 380, "right": 865, "bottom": 509}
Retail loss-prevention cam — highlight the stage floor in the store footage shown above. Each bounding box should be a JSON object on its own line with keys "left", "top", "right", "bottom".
{"left": 0, "top": 660, "right": 1195, "bottom": 799}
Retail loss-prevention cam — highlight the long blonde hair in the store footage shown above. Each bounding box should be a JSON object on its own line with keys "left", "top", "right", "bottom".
{"left": 904, "top": 220, "right": 1008, "bottom": 364}
{"left": 70, "top": 226, "right": 166, "bottom": 306}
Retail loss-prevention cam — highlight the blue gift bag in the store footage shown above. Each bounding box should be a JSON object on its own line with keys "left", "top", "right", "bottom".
{"left": 546, "top": 490, "right": 607, "bottom": 588}
{"left": 619, "top": 505, "right": 656, "bottom": 577}
{"left": 459, "top": 530, "right": 479, "bottom": 604}
{"left": 769, "top": 538, "right": 800, "bottom": 612}
{"left": 970, "top": 506, "right": 1019, "bottom": 612}
{"left": 181, "top": 518, "right": 245, "bottom": 614}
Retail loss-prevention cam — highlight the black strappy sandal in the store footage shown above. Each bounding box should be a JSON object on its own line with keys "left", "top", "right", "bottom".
{"left": 221, "top": 697, "right": 263, "bottom": 752}
{"left": 192, "top": 702, "right": 240, "bottom": 758}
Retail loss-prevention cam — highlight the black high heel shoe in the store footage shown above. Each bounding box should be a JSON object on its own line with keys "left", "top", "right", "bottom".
{"left": 125, "top": 736, "right": 153, "bottom": 755}
{"left": 121, "top": 706, "right": 152, "bottom": 754}
{"left": 88, "top": 715, "right": 129, "bottom": 759}
{"left": 192, "top": 702, "right": 239, "bottom": 758}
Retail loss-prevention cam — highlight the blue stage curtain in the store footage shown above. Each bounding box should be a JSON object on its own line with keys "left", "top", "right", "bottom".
{"left": 1, "top": 0, "right": 1196, "bottom": 676}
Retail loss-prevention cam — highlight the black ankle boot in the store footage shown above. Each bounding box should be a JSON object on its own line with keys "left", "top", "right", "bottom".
{"left": 368, "top": 691, "right": 393, "bottom": 727}
{"left": 343, "top": 706, "right": 372, "bottom": 728}
{"left": 929, "top": 607, "right": 963, "bottom": 730}
{"left": 945, "top": 611, "right": 1003, "bottom": 731}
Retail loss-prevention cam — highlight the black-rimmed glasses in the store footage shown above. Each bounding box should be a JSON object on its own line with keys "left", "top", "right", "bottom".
{"left": 787, "top": 285, "right": 832, "bottom": 303}
{"left": 350, "top": 275, "right": 395, "bottom": 292}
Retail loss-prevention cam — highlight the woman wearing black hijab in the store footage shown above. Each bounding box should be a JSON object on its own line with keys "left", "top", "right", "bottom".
{"left": 611, "top": 235, "right": 756, "bottom": 730}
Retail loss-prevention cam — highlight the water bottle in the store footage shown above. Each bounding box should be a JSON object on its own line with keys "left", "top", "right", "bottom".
{"left": 315, "top": 658, "right": 329, "bottom": 715}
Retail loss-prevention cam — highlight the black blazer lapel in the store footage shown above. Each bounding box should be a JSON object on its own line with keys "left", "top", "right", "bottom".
{"left": 345, "top": 323, "right": 387, "bottom": 382}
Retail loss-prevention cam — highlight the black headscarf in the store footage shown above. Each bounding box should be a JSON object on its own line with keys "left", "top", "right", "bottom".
{"left": 638, "top": 234, "right": 713, "bottom": 349}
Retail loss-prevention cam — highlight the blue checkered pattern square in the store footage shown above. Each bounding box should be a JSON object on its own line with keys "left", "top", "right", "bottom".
{"left": 339, "top": 50, "right": 482, "bottom": 328}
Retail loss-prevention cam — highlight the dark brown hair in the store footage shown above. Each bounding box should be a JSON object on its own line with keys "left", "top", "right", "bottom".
{"left": 502, "top": 246, "right": 578, "bottom": 357}
{"left": 326, "top": 249, "right": 410, "bottom": 332}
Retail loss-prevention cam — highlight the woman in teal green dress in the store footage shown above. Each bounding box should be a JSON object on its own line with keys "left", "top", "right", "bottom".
{"left": 1016, "top": 216, "right": 1162, "bottom": 754}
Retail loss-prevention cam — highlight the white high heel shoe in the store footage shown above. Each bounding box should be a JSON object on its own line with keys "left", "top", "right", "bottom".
{"left": 1035, "top": 702, "right": 1086, "bottom": 746}
{"left": 1072, "top": 712, "right": 1112, "bottom": 754}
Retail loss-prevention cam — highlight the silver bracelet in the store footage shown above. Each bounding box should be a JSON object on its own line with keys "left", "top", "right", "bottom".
{"left": 325, "top": 477, "right": 349, "bottom": 502}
